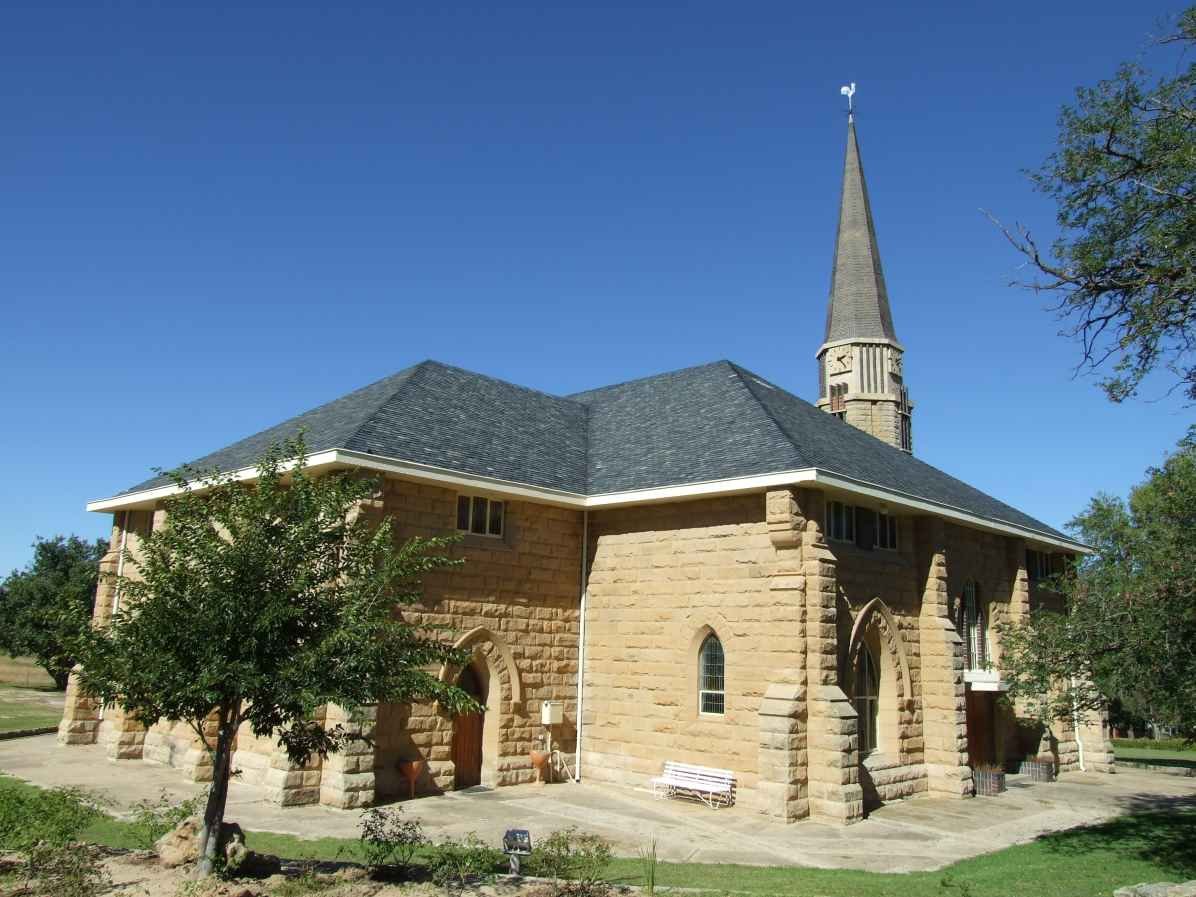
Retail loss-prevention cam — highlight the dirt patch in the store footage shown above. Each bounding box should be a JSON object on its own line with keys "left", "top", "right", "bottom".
{"left": 101, "top": 853, "right": 621, "bottom": 897}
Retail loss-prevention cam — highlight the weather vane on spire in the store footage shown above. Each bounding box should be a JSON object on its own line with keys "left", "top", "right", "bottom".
{"left": 840, "top": 82, "right": 856, "bottom": 119}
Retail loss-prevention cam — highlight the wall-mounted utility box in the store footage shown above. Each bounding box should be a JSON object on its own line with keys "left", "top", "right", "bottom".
{"left": 541, "top": 701, "right": 563, "bottom": 726}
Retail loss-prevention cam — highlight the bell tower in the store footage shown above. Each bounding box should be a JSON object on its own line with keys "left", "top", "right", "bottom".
{"left": 816, "top": 92, "right": 913, "bottom": 452}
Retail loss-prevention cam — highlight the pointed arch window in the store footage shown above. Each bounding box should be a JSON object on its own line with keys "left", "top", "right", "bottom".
{"left": 698, "top": 634, "right": 725, "bottom": 715}
{"left": 956, "top": 582, "right": 988, "bottom": 670}
{"left": 855, "top": 647, "right": 880, "bottom": 755}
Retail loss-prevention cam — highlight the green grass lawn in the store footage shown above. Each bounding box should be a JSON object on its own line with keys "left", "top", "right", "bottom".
{"left": 0, "top": 685, "right": 63, "bottom": 734}
{"left": 2, "top": 773, "right": 1193, "bottom": 897}
{"left": 1114, "top": 738, "right": 1196, "bottom": 771}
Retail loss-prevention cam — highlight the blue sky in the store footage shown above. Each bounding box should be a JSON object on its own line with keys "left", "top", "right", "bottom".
{"left": 1, "top": 1, "right": 1191, "bottom": 574}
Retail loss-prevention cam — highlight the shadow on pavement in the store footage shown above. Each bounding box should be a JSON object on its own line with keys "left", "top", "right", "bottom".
{"left": 1036, "top": 793, "right": 1196, "bottom": 880}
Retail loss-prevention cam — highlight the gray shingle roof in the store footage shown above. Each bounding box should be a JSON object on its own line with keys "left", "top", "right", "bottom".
{"left": 125, "top": 361, "right": 588, "bottom": 494}
{"left": 824, "top": 119, "right": 898, "bottom": 344}
{"left": 120, "top": 359, "right": 1070, "bottom": 543}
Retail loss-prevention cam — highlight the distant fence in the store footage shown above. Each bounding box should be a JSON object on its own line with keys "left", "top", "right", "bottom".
{"left": 0, "top": 657, "right": 55, "bottom": 689}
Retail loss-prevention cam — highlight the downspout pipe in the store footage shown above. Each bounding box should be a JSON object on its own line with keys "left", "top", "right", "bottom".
{"left": 574, "top": 510, "right": 589, "bottom": 781}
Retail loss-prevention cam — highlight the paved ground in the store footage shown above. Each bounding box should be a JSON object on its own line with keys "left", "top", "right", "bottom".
{"left": 3, "top": 735, "right": 1195, "bottom": 872}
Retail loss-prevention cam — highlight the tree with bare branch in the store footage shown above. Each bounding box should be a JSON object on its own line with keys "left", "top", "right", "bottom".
{"left": 997, "top": 8, "right": 1196, "bottom": 402}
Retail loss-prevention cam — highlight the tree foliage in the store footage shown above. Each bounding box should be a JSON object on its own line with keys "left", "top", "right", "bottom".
{"left": 0, "top": 535, "right": 106, "bottom": 689}
{"left": 999, "top": 429, "right": 1196, "bottom": 738}
{"left": 71, "top": 438, "right": 476, "bottom": 875}
{"left": 999, "top": 8, "right": 1196, "bottom": 402}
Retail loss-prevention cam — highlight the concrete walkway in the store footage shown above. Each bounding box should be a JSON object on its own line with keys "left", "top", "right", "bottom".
{"left": 4, "top": 735, "right": 1196, "bottom": 872}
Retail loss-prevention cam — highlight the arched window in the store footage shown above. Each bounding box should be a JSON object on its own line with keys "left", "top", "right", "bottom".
{"left": 855, "top": 647, "right": 880, "bottom": 755}
{"left": 698, "top": 634, "right": 725, "bottom": 715}
{"left": 956, "top": 582, "right": 988, "bottom": 670}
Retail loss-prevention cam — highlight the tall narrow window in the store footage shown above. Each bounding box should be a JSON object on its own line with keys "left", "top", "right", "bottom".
{"left": 956, "top": 582, "right": 987, "bottom": 670}
{"left": 830, "top": 383, "right": 847, "bottom": 419}
{"left": 855, "top": 648, "right": 880, "bottom": 755}
{"left": 698, "top": 634, "right": 725, "bottom": 715}
{"left": 826, "top": 501, "right": 856, "bottom": 542}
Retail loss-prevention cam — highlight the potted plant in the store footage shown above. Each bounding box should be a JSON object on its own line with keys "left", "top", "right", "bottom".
{"left": 973, "top": 763, "right": 1007, "bottom": 796}
{"left": 1018, "top": 754, "right": 1056, "bottom": 782}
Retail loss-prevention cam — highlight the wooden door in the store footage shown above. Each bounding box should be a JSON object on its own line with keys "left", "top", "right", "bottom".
{"left": 452, "top": 665, "right": 485, "bottom": 789}
{"left": 966, "top": 689, "right": 995, "bottom": 767}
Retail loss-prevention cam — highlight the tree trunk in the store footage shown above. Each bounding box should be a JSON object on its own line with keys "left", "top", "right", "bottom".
{"left": 195, "top": 706, "right": 238, "bottom": 877}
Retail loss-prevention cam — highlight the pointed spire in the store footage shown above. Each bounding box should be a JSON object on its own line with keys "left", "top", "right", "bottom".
{"left": 823, "top": 117, "right": 898, "bottom": 345}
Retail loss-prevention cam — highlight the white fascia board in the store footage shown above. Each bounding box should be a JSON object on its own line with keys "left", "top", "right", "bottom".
{"left": 584, "top": 469, "right": 818, "bottom": 507}
{"left": 330, "top": 449, "right": 588, "bottom": 507}
{"left": 84, "top": 451, "right": 343, "bottom": 512}
{"left": 809, "top": 470, "right": 1090, "bottom": 554}
{"left": 85, "top": 448, "right": 1087, "bottom": 553}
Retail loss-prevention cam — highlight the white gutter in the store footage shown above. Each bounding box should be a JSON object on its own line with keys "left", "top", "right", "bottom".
{"left": 574, "top": 510, "right": 589, "bottom": 781}
{"left": 86, "top": 448, "right": 1089, "bottom": 554}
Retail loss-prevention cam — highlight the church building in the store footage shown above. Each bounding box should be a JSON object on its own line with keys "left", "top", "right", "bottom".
{"left": 59, "top": 112, "right": 1112, "bottom": 824}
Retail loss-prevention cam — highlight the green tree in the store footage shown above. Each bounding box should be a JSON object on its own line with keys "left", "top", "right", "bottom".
{"left": 998, "top": 8, "right": 1196, "bottom": 402}
{"left": 71, "top": 439, "right": 476, "bottom": 876}
{"left": 998, "top": 429, "right": 1196, "bottom": 739}
{"left": 0, "top": 535, "right": 106, "bottom": 689}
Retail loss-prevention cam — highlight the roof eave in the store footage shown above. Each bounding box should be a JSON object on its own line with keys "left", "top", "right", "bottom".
{"left": 87, "top": 449, "right": 1089, "bottom": 554}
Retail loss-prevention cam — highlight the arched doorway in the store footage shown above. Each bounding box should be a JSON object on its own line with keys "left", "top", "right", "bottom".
{"left": 452, "top": 663, "right": 486, "bottom": 789}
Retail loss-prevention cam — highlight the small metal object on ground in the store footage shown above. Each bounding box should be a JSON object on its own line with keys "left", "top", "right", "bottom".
{"left": 503, "top": 828, "right": 532, "bottom": 875}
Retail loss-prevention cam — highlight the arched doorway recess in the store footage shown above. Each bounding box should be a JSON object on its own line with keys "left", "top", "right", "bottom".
{"left": 451, "top": 663, "right": 486, "bottom": 789}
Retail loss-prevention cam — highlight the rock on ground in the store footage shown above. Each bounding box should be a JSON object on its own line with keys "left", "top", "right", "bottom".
{"left": 1114, "top": 882, "right": 1196, "bottom": 897}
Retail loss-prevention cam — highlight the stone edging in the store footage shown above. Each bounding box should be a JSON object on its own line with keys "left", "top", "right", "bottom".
{"left": 1115, "top": 760, "right": 1196, "bottom": 778}
{"left": 0, "top": 727, "right": 57, "bottom": 742}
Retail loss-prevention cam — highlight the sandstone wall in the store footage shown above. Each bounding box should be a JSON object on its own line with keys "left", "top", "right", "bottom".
{"left": 374, "top": 477, "right": 584, "bottom": 799}
{"left": 581, "top": 493, "right": 801, "bottom": 807}
{"left": 829, "top": 516, "right": 926, "bottom": 805}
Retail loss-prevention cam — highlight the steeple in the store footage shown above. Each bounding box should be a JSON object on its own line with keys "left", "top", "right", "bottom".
{"left": 816, "top": 101, "right": 914, "bottom": 453}
{"left": 824, "top": 118, "right": 897, "bottom": 345}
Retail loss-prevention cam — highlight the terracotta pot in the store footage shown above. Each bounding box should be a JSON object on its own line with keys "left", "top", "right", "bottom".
{"left": 529, "top": 750, "right": 551, "bottom": 784}
{"left": 398, "top": 759, "right": 426, "bottom": 800}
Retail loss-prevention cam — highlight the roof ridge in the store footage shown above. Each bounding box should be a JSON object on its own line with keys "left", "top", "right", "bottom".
{"left": 567, "top": 359, "right": 734, "bottom": 400}
{"left": 724, "top": 363, "right": 812, "bottom": 468}
{"left": 413, "top": 359, "right": 589, "bottom": 408}
{"left": 343, "top": 360, "right": 433, "bottom": 451}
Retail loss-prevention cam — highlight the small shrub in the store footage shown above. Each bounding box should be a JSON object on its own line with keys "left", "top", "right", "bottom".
{"left": 427, "top": 833, "right": 503, "bottom": 895}
{"left": 128, "top": 789, "right": 202, "bottom": 850}
{"left": 23, "top": 841, "right": 110, "bottom": 897}
{"left": 272, "top": 869, "right": 335, "bottom": 896}
{"left": 357, "top": 805, "right": 426, "bottom": 877}
{"left": 0, "top": 783, "right": 102, "bottom": 852}
{"left": 529, "top": 827, "right": 613, "bottom": 896}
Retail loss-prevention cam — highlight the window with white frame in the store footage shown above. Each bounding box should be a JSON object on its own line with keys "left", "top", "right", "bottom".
{"left": 698, "top": 634, "right": 725, "bottom": 715}
{"left": 955, "top": 582, "right": 988, "bottom": 670}
{"left": 826, "top": 501, "right": 855, "bottom": 542}
{"left": 855, "top": 647, "right": 880, "bottom": 754}
{"left": 456, "top": 494, "right": 505, "bottom": 537}
{"left": 876, "top": 512, "right": 898, "bottom": 550}
{"left": 1026, "top": 549, "right": 1052, "bottom": 583}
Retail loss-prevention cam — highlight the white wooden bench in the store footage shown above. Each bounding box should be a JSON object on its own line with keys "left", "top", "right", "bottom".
{"left": 651, "top": 761, "right": 736, "bottom": 808}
